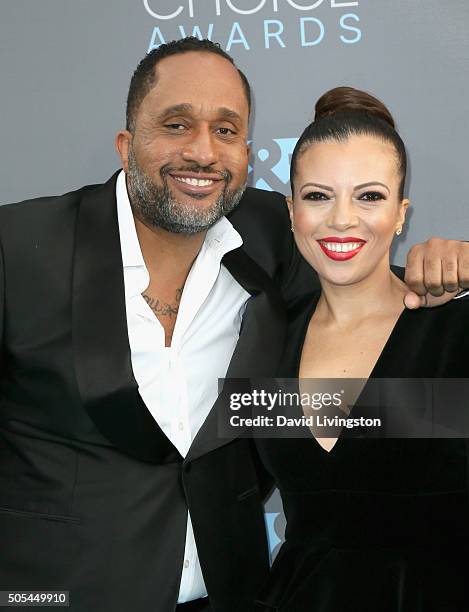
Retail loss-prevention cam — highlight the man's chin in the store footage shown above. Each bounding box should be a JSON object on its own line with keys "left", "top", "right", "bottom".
{"left": 185, "top": 192, "right": 211, "bottom": 201}
{"left": 141, "top": 198, "right": 226, "bottom": 235}
{"left": 173, "top": 190, "right": 222, "bottom": 205}
{"left": 150, "top": 213, "right": 221, "bottom": 236}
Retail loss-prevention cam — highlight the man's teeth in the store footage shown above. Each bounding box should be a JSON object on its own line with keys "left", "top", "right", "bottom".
{"left": 173, "top": 176, "right": 214, "bottom": 187}
{"left": 322, "top": 242, "right": 363, "bottom": 253}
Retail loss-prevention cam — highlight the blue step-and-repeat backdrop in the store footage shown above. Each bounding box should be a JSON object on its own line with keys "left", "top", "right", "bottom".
{"left": 1, "top": 0, "right": 468, "bottom": 560}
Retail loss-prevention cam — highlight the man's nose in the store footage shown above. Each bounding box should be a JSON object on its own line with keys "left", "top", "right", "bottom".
{"left": 326, "top": 196, "right": 359, "bottom": 231}
{"left": 181, "top": 127, "right": 218, "bottom": 167}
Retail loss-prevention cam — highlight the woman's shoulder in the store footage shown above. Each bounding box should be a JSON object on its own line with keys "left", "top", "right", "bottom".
{"left": 449, "top": 292, "right": 469, "bottom": 308}
{"left": 392, "top": 295, "right": 469, "bottom": 377}
{"left": 401, "top": 294, "right": 469, "bottom": 347}
{"left": 448, "top": 293, "right": 469, "bottom": 318}
{"left": 408, "top": 293, "right": 469, "bottom": 324}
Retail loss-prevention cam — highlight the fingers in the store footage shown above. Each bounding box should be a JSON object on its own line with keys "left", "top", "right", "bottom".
{"left": 460, "top": 247, "right": 469, "bottom": 289}
{"left": 423, "top": 255, "right": 443, "bottom": 297}
{"left": 422, "top": 290, "right": 459, "bottom": 308}
{"left": 403, "top": 291, "right": 426, "bottom": 310}
{"left": 404, "top": 244, "right": 426, "bottom": 295}
{"left": 441, "top": 256, "right": 459, "bottom": 293}
{"left": 405, "top": 238, "right": 469, "bottom": 296}
{"left": 403, "top": 289, "right": 459, "bottom": 310}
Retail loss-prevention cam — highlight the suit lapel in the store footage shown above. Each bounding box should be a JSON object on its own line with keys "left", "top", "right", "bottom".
{"left": 72, "top": 178, "right": 286, "bottom": 464}
{"left": 72, "top": 172, "right": 182, "bottom": 464}
{"left": 186, "top": 248, "right": 286, "bottom": 462}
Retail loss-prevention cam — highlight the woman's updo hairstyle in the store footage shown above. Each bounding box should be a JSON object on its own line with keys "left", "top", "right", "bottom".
{"left": 290, "top": 86, "right": 407, "bottom": 198}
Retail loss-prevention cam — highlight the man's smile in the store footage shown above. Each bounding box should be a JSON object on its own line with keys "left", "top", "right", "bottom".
{"left": 174, "top": 177, "right": 214, "bottom": 186}
{"left": 167, "top": 170, "right": 225, "bottom": 198}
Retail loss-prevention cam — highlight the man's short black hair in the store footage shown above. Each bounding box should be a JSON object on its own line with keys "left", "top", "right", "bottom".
{"left": 126, "top": 37, "right": 251, "bottom": 132}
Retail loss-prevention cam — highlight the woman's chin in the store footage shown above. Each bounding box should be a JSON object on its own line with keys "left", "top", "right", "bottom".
{"left": 314, "top": 266, "right": 372, "bottom": 288}
{"left": 300, "top": 248, "right": 379, "bottom": 289}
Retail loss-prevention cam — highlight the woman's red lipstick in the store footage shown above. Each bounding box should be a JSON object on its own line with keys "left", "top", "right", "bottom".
{"left": 318, "top": 237, "right": 366, "bottom": 261}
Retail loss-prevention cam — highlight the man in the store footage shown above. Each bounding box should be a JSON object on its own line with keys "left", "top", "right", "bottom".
{"left": 0, "top": 38, "right": 467, "bottom": 612}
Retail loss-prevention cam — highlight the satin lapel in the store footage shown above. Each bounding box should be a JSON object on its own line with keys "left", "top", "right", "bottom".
{"left": 186, "top": 248, "right": 286, "bottom": 462}
{"left": 72, "top": 172, "right": 182, "bottom": 464}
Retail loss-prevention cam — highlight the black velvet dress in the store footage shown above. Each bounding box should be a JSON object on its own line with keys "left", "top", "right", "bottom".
{"left": 254, "top": 293, "right": 469, "bottom": 611}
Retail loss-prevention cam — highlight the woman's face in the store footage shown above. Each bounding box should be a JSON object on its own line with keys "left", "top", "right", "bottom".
{"left": 288, "top": 134, "right": 409, "bottom": 286}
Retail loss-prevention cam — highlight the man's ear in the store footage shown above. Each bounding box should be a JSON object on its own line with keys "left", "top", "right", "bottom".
{"left": 115, "top": 130, "right": 132, "bottom": 173}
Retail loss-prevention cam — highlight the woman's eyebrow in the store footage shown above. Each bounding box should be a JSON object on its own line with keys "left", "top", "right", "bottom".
{"left": 300, "top": 182, "right": 334, "bottom": 192}
{"left": 354, "top": 181, "right": 390, "bottom": 193}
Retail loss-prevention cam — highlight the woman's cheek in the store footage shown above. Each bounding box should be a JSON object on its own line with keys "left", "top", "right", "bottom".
{"left": 294, "top": 205, "right": 322, "bottom": 235}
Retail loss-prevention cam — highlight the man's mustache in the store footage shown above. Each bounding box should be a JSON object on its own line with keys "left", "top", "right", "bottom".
{"left": 160, "top": 164, "right": 231, "bottom": 182}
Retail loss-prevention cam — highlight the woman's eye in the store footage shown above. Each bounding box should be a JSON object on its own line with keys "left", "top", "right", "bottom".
{"left": 304, "top": 191, "right": 329, "bottom": 201}
{"left": 358, "top": 191, "right": 385, "bottom": 202}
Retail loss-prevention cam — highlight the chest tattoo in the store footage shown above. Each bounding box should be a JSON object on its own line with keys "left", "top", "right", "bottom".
{"left": 142, "top": 287, "right": 183, "bottom": 319}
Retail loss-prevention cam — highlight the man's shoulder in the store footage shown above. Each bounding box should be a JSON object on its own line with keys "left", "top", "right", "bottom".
{"left": 225, "top": 186, "right": 294, "bottom": 281}
{"left": 0, "top": 173, "right": 120, "bottom": 244}
{"left": 0, "top": 181, "right": 104, "bottom": 221}
{"left": 0, "top": 174, "right": 119, "bottom": 257}
{"left": 239, "top": 186, "right": 286, "bottom": 205}
{"left": 228, "top": 186, "right": 289, "bottom": 235}
{"left": 231, "top": 186, "right": 287, "bottom": 216}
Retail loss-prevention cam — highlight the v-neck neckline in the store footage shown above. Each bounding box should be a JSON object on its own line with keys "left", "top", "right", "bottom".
{"left": 294, "top": 291, "right": 410, "bottom": 453}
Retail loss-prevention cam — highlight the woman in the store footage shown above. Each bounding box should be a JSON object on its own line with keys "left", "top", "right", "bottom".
{"left": 254, "top": 87, "right": 469, "bottom": 611}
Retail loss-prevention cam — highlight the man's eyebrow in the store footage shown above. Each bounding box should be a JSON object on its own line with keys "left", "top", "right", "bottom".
{"left": 218, "top": 107, "right": 243, "bottom": 122}
{"left": 157, "top": 104, "right": 193, "bottom": 120}
{"left": 156, "top": 104, "right": 243, "bottom": 123}
{"left": 355, "top": 181, "right": 390, "bottom": 193}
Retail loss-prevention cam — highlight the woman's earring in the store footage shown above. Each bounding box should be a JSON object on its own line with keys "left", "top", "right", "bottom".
{"left": 291, "top": 225, "right": 295, "bottom": 233}
{"left": 396, "top": 227, "right": 402, "bottom": 236}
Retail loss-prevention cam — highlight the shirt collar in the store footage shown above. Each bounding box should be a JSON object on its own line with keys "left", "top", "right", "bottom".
{"left": 116, "top": 170, "right": 146, "bottom": 269}
{"left": 115, "top": 169, "right": 244, "bottom": 269}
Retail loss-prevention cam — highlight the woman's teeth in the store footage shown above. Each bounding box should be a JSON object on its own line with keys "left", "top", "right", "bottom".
{"left": 321, "top": 242, "right": 362, "bottom": 252}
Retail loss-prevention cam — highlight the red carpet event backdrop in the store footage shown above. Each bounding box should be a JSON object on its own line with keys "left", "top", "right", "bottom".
{"left": 1, "top": 0, "right": 468, "bottom": 559}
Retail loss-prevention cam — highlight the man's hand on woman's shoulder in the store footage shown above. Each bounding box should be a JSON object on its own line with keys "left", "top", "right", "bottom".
{"left": 403, "top": 238, "right": 469, "bottom": 308}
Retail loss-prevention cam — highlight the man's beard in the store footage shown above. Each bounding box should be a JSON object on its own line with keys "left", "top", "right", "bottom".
{"left": 126, "top": 146, "right": 246, "bottom": 235}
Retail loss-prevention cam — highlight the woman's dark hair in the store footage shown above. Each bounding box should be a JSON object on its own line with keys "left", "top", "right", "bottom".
{"left": 290, "top": 87, "right": 407, "bottom": 199}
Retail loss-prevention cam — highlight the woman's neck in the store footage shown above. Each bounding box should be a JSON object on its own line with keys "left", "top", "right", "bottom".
{"left": 316, "top": 259, "right": 407, "bottom": 329}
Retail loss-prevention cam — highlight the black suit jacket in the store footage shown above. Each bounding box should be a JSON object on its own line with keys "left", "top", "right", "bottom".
{"left": 0, "top": 172, "right": 319, "bottom": 611}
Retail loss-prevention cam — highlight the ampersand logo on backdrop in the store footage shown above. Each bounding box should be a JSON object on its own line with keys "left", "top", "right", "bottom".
{"left": 143, "top": 0, "right": 362, "bottom": 53}
{"left": 248, "top": 137, "right": 298, "bottom": 193}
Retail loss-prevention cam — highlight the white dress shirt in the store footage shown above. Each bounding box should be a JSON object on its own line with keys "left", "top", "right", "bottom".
{"left": 116, "top": 171, "right": 250, "bottom": 603}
